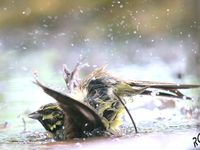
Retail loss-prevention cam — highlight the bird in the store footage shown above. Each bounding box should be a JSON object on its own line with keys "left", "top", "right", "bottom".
{"left": 29, "top": 63, "right": 200, "bottom": 140}
{"left": 28, "top": 103, "right": 66, "bottom": 140}
{"left": 63, "top": 65, "right": 200, "bottom": 133}
{"left": 29, "top": 78, "right": 107, "bottom": 140}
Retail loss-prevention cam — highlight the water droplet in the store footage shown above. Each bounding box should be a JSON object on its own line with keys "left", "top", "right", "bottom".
{"left": 120, "top": 20, "right": 125, "bottom": 25}
{"left": 43, "top": 24, "right": 48, "bottom": 28}
{"left": 84, "top": 123, "right": 88, "bottom": 127}
{"left": 75, "top": 142, "right": 82, "bottom": 147}
{"left": 22, "top": 46, "right": 27, "bottom": 50}
{"left": 84, "top": 38, "right": 90, "bottom": 42}
{"left": 151, "top": 90, "right": 159, "bottom": 96}
{"left": 182, "top": 96, "right": 187, "bottom": 100}
{"left": 136, "top": 49, "right": 140, "bottom": 53}
{"left": 22, "top": 8, "right": 31, "bottom": 15}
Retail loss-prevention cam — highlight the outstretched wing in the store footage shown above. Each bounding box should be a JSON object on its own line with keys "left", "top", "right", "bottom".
{"left": 128, "top": 80, "right": 200, "bottom": 89}
{"left": 33, "top": 78, "right": 106, "bottom": 133}
{"left": 127, "top": 80, "right": 200, "bottom": 99}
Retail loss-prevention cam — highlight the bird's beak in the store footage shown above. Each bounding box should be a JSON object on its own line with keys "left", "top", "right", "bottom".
{"left": 28, "top": 111, "right": 42, "bottom": 120}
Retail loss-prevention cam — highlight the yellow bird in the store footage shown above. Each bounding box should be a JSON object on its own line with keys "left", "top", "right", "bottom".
{"left": 29, "top": 63, "right": 200, "bottom": 140}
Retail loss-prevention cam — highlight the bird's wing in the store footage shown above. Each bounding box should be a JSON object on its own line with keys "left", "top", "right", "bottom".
{"left": 127, "top": 80, "right": 200, "bottom": 99}
{"left": 127, "top": 80, "right": 200, "bottom": 89}
{"left": 33, "top": 78, "right": 106, "bottom": 131}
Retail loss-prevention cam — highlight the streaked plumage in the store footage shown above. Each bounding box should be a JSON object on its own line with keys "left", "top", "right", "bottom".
{"left": 29, "top": 79, "right": 106, "bottom": 140}
{"left": 28, "top": 103, "right": 65, "bottom": 140}
{"left": 77, "top": 67, "right": 200, "bottom": 132}
{"left": 29, "top": 64, "right": 200, "bottom": 140}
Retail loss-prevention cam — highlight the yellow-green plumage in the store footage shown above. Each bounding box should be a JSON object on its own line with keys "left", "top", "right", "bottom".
{"left": 29, "top": 65, "right": 200, "bottom": 140}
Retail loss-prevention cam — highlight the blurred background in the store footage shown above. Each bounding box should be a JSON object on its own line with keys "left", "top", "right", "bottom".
{"left": 0, "top": 0, "right": 200, "bottom": 149}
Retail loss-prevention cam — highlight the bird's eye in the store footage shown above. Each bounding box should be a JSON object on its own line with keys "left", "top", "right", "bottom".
{"left": 44, "top": 109, "right": 53, "bottom": 114}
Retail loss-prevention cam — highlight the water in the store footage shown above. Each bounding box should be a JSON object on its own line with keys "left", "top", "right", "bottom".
{"left": 0, "top": 129, "right": 198, "bottom": 150}
{"left": 0, "top": 51, "right": 199, "bottom": 150}
{"left": 0, "top": 103, "right": 199, "bottom": 150}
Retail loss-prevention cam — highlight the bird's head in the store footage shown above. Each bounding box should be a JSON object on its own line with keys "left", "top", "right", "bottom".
{"left": 28, "top": 103, "right": 65, "bottom": 140}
